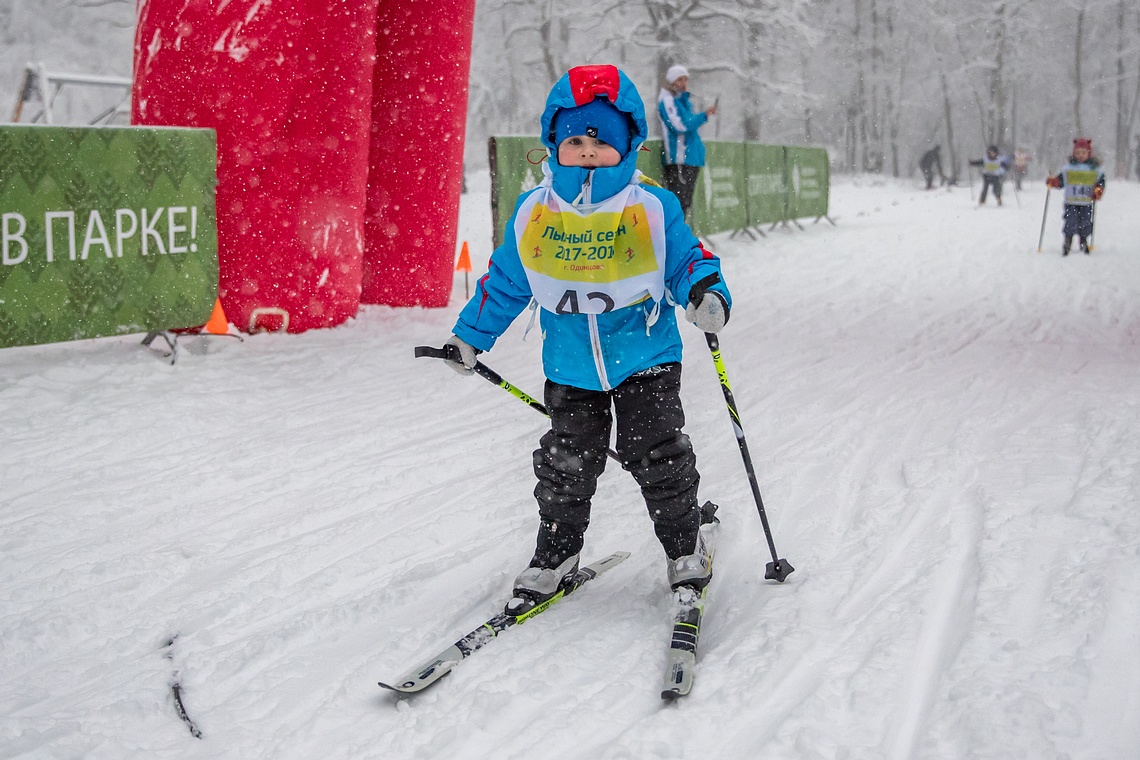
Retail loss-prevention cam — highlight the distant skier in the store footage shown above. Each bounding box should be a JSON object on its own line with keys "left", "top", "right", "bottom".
{"left": 919, "top": 145, "right": 944, "bottom": 190}
{"left": 442, "top": 65, "right": 730, "bottom": 614}
{"left": 657, "top": 64, "right": 717, "bottom": 221}
{"left": 1011, "top": 147, "right": 1031, "bottom": 191}
{"left": 1045, "top": 137, "right": 1105, "bottom": 256}
{"left": 969, "top": 145, "right": 1010, "bottom": 206}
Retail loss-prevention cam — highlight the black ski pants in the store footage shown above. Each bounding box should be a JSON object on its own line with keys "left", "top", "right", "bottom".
{"left": 978, "top": 174, "right": 1003, "bottom": 203}
{"left": 532, "top": 362, "right": 701, "bottom": 560}
{"left": 662, "top": 164, "right": 701, "bottom": 216}
{"left": 1062, "top": 204, "right": 1094, "bottom": 238}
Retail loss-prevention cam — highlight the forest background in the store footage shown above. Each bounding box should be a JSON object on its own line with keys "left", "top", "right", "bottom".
{"left": 3, "top": 0, "right": 1140, "bottom": 182}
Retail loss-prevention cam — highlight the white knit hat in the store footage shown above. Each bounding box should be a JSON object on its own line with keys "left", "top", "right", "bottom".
{"left": 665, "top": 65, "right": 689, "bottom": 84}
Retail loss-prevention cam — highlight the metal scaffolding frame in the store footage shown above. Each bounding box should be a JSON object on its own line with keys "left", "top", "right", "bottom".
{"left": 10, "top": 62, "right": 131, "bottom": 126}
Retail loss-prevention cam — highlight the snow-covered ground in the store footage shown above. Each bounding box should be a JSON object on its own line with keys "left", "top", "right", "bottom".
{"left": 2, "top": 172, "right": 1139, "bottom": 760}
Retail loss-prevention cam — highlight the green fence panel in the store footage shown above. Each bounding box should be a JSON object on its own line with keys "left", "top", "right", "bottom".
{"left": 688, "top": 141, "right": 748, "bottom": 237}
{"left": 489, "top": 136, "right": 830, "bottom": 247}
{"left": 634, "top": 140, "right": 666, "bottom": 185}
{"left": 491, "top": 137, "right": 670, "bottom": 249}
{"left": 744, "top": 144, "right": 788, "bottom": 226}
{"left": 784, "top": 146, "right": 830, "bottom": 220}
{"left": 0, "top": 125, "right": 218, "bottom": 349}
{"left": 488, "top": 136, "right": 547, "bottom": 249}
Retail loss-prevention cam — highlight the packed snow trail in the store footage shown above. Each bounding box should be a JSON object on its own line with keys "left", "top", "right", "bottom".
{"left": 1, "top": 175, "right": 1138, "bottom": 759}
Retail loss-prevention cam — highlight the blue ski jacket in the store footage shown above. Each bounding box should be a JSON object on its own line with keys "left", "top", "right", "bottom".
{"left": 657, "top": 89, "right": 709, "bottom": 167}
{"left": 452, "top": 65, "right": 730, "bottom": 392}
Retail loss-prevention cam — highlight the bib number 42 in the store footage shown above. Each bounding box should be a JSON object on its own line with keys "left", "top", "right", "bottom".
{"left": 556, "top": 289, "right": 616, "bottom": 314}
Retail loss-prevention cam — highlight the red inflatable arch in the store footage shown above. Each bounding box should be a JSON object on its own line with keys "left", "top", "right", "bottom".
{"left": 132, "top": 0, "right": 476, "bottom": 332}
{"left": 362, "top": 3, "right": 475, "bottom": 307}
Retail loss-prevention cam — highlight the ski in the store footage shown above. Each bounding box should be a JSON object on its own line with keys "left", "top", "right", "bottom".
{"left": 379, "top": 551, "right": 630, "bottom": 694}
{"left": 661, "top": 502, "right": 719, "bottom": 700}
{"left": 661, "top": 584, "right": 708, "bottom": 699}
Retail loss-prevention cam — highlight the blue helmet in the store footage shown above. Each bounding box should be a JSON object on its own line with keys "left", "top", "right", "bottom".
{"left": 539, "top": 65, "right": 648, "bottom": 203}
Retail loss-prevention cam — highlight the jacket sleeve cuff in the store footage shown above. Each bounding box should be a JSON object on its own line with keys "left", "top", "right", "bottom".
{"left": 452, "top": 324, "right": 497, "bottom": 353}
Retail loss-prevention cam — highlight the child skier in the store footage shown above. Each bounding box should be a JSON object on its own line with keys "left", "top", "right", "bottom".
{"left": 969, "top": 145, "right": 1010, "bottom": 205}
{"left": 1012, "top": 147, "right": 1031, "bottom": 191}
{"left": 443, "top": 65, "right": 731, "bottom": 614}
{"left": 1045, "top": 137, "right": 1105, "bottom": 256}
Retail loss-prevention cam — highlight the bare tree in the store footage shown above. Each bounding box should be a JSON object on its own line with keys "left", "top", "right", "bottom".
{"left": 1074, "top": 4, "right": 1086, "bottom": 135}
{"left": 1124, "top": 9, "right": 1140, "bottom": 177}
{"left": 460, "top": 0, "right": 1140, "bottom": 175}
{"left": 629, "top": 0, "right": 699, "bottom": 81}
{"left": 1113, "top": 0, "right": 1134, "bottom": 177}
{"left": 940, "top": 67, "right": 962, "bottom": 180}
{"left": 985, "top": 2, "right": 1010, "bottom": 147}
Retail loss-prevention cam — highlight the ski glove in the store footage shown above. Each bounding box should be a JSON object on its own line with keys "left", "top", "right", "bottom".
{"left": 1092, "top": 186, "right": 1104, "bottom": 201}
{"left": 444, "top": 335, "right": 480, "bottom": 376}
{"left": 685, "top": 273, "right": 730, "bottom": 334}
{"left": 1045, "top": 175, "right": 1062, "bottom": 189}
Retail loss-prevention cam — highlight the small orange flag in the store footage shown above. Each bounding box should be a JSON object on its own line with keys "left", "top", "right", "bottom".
{"left": 456, "top": 241, "right": 472, "bottom": 273}
{"left": 203, "top": 298, "right": 229, "bottom": 335}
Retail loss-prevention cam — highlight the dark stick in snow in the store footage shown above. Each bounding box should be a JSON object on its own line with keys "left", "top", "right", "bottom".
{"left": 164, "top": 635, "right": 202, "bottom": 739}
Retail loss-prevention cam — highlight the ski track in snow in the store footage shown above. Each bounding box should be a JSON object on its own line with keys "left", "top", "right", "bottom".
{"left": 2, "top": 174, "right": 1139, "bottom": 759}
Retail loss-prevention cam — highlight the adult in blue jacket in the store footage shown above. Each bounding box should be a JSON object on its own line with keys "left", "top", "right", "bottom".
{"left": 657, "top": 64, "right": 717, "bottom": 218}
{"left": 444, "top": 64, "right": 731, "bottom": 614}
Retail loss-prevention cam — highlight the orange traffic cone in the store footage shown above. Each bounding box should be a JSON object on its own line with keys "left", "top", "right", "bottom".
{"left": 455, "top": 241, "right": 472, "bottom": 273}
{"left": 456, "top": 241, "right": 472, "bottom": 300}
{"left": 203, "top": 298, "right": 229, "bottom": 335}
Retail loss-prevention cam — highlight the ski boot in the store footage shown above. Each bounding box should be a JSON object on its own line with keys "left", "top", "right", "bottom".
{"left": 1062, "top": 235, "right": 1072, "bottom": 256}
{"left": 505, "top": 554, "right": 580, "bottom": 616}
{"left": 1080, "top": 237, "right": 1090, "bottom": 255}
{"left": 505, "top": 518, "right": 585, "bottom": 615}
{"left": 667, "top": 528, "right": 713, "bottom": 592}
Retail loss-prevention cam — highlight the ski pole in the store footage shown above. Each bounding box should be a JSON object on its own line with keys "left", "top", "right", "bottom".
{"left": 1036, "top": 188, "right": 1051, "bottom": 253}
{"left": 417, "top": 344, "right": 547, "bottom": 414}
{"left": 967, "top": 166, "right": 974, "bottom": 202}
{"left": 703, "top": 333, "right": 794, "bottom": 582}
{"left": 1089, "top": 202, "right": 1096, "bottom": 251}
{"left": 415, "top": 345, "right": 621, "bottom": 463}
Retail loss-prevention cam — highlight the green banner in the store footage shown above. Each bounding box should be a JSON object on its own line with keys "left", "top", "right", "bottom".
{"left": 690, "top": 141, "right": 748, "bottom": 236}
{"left": 490, "top": 138, "right": 679, "bottom": 247}
{"left": 745, "top": 144, "right": 788, "bottom": 226}
{"left": 0, "top": 125, "right": 218, "bottom": 349}
{"left": 489, "top": 136, "right": 829, "bottom": 246}
{"left": 488, "top": 136, "right": 547, "bottom": 249}
{"left": 785, "top": 146, "right": 830, "bottom": 220}
{"left": 634, "top": 140, "right": 666, "bottom": 185}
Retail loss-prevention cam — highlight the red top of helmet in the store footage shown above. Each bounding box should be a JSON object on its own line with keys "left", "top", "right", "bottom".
{"left": 566, "top": 65, "right": 622, "bottom": 106}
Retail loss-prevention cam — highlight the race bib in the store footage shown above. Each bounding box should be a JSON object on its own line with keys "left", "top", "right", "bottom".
{"left": 1063, "top": 169, "right": 1098, "bottom": 205}
{"left": 514, "top": 184, "right": 667, "bottom": 315}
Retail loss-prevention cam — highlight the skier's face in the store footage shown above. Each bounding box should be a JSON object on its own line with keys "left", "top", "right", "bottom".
{"left": 557, "top": 135, "right": 622, "bottom": 168}
{"left": 670, "top": 76, "right": 689, "bottom": 93}
{"left": 1074, "top": 147, "right": 1090, "bottom": 161}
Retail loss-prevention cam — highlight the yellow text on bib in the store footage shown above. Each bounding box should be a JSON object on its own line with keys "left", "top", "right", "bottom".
{"left": 519, "top": 202, "right": 658, "bottom": 284}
